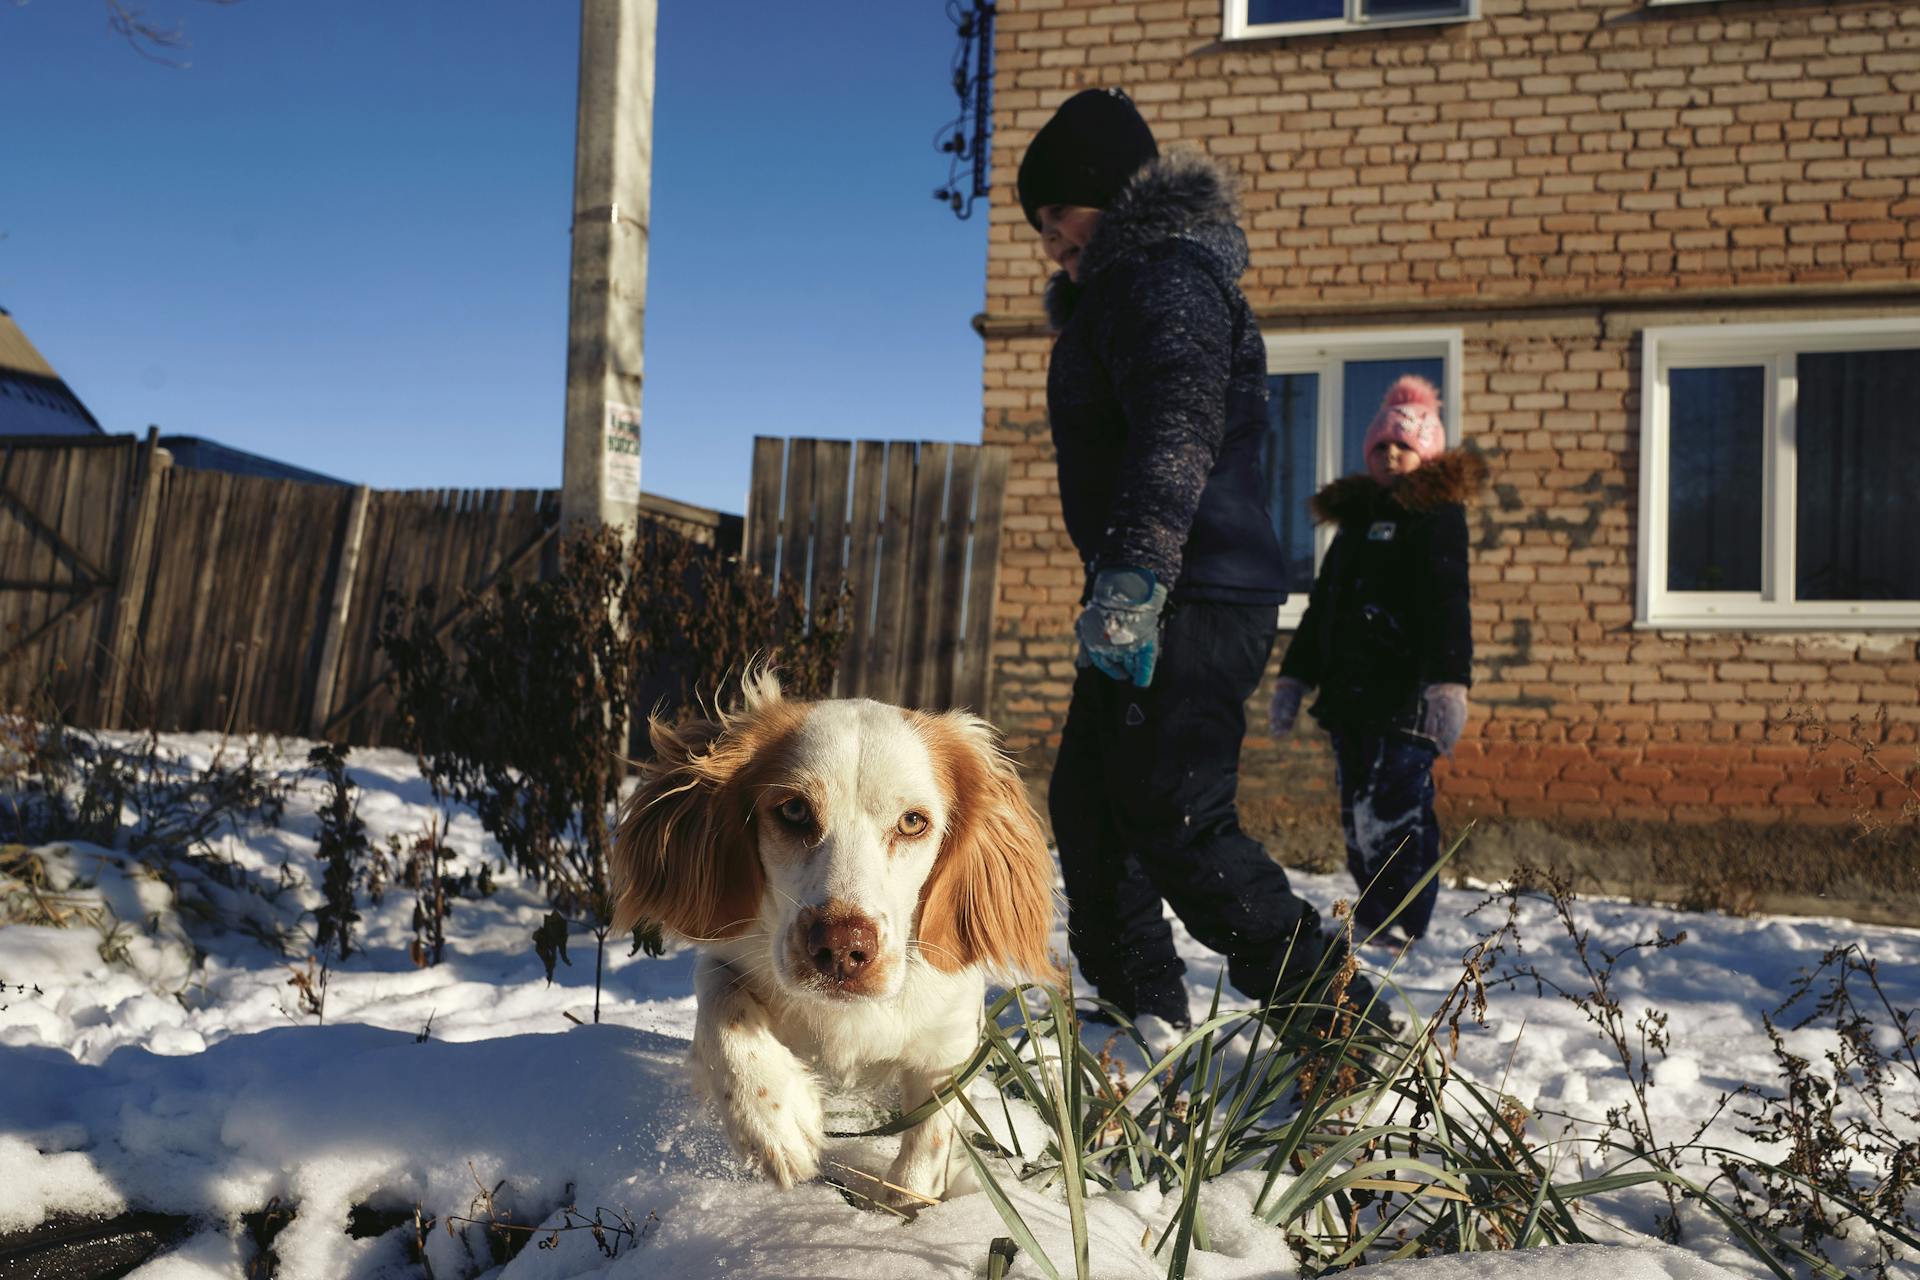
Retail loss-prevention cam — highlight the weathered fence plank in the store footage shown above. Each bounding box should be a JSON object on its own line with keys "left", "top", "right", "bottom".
{"left": 308, "top": 485, "right": 372, "bottom": 737}
{"left": 176, "top": 472, "right": 229, "bottom": 725}
{"left": 64, "top": 446, "right": 105, "bottom": 721}
{"left": 839, "top": 441, "right": 885, "bottom": 698}
{"left": 811, "top": 439, "right": 852, "bottom": 613}
{"left": 867, "top": 441, "right": 916, "bottom": 701}
{"left": 746, "top": 437, "right": 784, "bottom": 580}
{"left": 780, "top": 439, "right": 817, "bottom": 597}
{"left": 957, "top": 444, "right": 1010, "bottom": 714}
{"left": 932, "top": 446, "right": 977, "bottom": 710}
{"left": 103, "top": 429, "right": 168, "bottom": 727}
{"left": 899, "top": 442, "right": 949, "bottom": 709}
{"left": 91, "top": 444, "right": 140, "bottom": 722}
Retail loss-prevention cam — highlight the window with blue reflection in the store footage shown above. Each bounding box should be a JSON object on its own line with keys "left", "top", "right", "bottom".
{"left": 1365, "top": 0, "right": 1461, "bottom": 14}
{"left": 1244, "top": 0, "right": 1467, "bottom": 24}
{"left": 1262, "top": 372, "right": 1320, "bottom": 595}
{"left": 1796, "top": 350, "right": 1920, "bottom": 601}
{"left": 1247, "top": 0, "right": 1343, "bottom": 23}
{"left": 1666, "top": 366, "right": 1764, "bottom": 593}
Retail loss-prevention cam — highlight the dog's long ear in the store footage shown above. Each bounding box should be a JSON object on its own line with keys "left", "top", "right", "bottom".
{"left": 915, "top": 712, "right": 1062, "bottom": 987}
{"left": 610, "top": 691, "right": 797, "bottom": 943}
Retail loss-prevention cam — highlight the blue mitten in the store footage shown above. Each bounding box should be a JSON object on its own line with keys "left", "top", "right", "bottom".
{"left": 1268, "top": 677, "right": 1309, "bottom": 736}
{"left": 1074, "top": 567, "right": 1167, "bottom": 687}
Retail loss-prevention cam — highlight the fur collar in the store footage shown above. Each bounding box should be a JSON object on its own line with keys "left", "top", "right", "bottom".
{"left": 1044, "top": 150, "right": 1246, "bottom": 330}
{"left": 1310, "top": 450, "right": 1489, "bottom": 527}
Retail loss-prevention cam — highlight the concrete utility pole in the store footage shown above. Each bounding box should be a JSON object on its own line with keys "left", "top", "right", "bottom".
{"left": 561, "top": 0, "right": 657, "bottom": 533}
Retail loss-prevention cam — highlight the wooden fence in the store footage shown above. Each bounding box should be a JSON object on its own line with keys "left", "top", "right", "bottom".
{"left": 0, "top": 433, "right": 725, "bottom": 742}
{"left": 0, "top": 432, "right": 1006, "bottom": 741}
{"left": 143, "top": 475, "right": 565, "bottom": 744}
{"left": 744, "top": 436, "right": 1009, "bottom": 713}
{"left": 0, "top": 433, "right": 145, "bottom": 728}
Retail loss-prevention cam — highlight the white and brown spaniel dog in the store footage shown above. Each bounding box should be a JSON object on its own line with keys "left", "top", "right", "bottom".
{"left": 609, "top": 673, "right": 1058, "bottom": 1205}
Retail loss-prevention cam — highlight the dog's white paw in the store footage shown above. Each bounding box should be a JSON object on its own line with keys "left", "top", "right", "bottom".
{"left": 691, "top": 964, "right": 830, "bottom": 1189}
{"left": 720, "top": 1076, "right": 825, "bottom": 1188}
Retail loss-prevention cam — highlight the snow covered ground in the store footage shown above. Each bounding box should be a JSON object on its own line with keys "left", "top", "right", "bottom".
{"left": 1, "top": 735, "right": 1914, "bottom": 1279}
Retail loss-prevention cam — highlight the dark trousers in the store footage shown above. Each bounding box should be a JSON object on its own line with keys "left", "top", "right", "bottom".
{"left": 1331, "top": 731, "right": 1442, "bottom": 940}
{"left": 1049, "top": 600, "right": 1332, "bottom": 1021}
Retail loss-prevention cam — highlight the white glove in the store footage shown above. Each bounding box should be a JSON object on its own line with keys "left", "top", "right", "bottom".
{"left": 1268, "top": 677, "right": 1309, "bottom": 737}
{"left": 1417, "top": 683, "right": 1470, "bottom": 754}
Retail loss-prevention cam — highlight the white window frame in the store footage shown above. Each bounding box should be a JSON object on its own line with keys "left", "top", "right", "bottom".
{"left": 1638, "top": 317, "right": 1920, "bottom": 630}
{"left": 1263, "top": 327, "right": 1465, "bottom": 628}
{"left": 1224, "top": 0, "right": 1477, "bottom": 41}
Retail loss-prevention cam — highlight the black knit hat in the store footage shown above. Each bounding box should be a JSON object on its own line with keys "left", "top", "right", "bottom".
{"left": 1016, "top": 87, "right": 1158, "bottom": 231}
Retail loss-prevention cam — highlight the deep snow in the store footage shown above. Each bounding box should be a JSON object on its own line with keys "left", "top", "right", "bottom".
{"left": 2, "top": 735, "right": 1914, "bottom": 1279}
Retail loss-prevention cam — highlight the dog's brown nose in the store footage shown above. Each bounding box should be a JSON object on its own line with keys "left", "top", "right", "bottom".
{"left": 805, "top": 913, "right": 879, "bottom": 985}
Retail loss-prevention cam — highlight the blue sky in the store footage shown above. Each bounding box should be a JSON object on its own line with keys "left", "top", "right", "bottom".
{"left": 2, "top": 1, "right": 992, "bottom": 513}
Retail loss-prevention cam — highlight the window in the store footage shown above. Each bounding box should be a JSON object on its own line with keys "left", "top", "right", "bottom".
{"left": 1638, "top": 318, "right": 1920, "bottom": 629}
{"left": 1224, "top": 0, "right": 1475, "bottom": 40}
{"left": 1260, "top": 328, "right": 1463, "bottom": 625}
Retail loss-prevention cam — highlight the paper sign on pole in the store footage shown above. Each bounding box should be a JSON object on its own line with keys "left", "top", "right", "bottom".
{"left": 603, "top": 401, "right": 641, "bottom": 506}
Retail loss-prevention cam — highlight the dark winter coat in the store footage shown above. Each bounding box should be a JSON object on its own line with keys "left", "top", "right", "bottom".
{"left": 1044, "top": 152, "right": 1289, "bottom": 605}
{"left": 1279, "top": 450, "right": 1487, "bottom": 731}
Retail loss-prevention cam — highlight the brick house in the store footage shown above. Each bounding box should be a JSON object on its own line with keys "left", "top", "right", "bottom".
{"left": 977, "top": 0, "right": 1920, "bottom": 883}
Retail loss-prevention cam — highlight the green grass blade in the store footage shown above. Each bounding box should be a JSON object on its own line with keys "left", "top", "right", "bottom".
{"left": 1160, "top": 1015, "right": 1218, "bottom": 1278}
{"left": 1032, "top": 988, "right": 1092, "bottom": 1280}
{"left": 1259, "top": 1125, "right": 1422, "bottom": 1226}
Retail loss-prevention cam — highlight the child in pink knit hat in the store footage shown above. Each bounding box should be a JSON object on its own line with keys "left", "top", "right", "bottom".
{"left": 1361, "top": 374, "right": 1448, "bottom": 479}
{"left": 1265, "top": 375, "right": 1486, "bottom": 948}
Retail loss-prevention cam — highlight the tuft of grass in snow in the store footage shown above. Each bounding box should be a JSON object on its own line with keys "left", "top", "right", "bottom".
{"left": 1, "top": 705, "right": 298, "bottom": 952}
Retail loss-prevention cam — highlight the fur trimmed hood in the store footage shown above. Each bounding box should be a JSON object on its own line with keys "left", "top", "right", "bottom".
{"left": 1044, "top": 150, "right": 1248, "bottom": 330}
{"left": 1310, "top": 449, "right": 1489, "bottom": 527}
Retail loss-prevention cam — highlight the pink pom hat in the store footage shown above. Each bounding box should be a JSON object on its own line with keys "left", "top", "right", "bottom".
{"left": 1361, "top": 375, "right": 1446, "bottom": 463}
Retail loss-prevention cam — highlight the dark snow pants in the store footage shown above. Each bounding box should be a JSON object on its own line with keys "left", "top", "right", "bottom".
{"left": 1331, "top": 730, "right": 1443, "bottom": 940}
{"left": 1049, "top": 599, "right": 1337, "bottom": 1023}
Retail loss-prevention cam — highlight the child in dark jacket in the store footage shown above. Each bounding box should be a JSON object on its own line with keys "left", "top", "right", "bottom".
{"left": 1267, "top": 375, "right": 1486, "bottom": 948}
{"left": 1020, "top": 87, "right": 1358, "bottom": 1032}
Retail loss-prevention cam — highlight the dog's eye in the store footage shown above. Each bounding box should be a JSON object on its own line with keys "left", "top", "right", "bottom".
{"left": 896, "top": 811, "right": 929, "bottom": 838}
{"left": 775, "top": 795, "right": 812, "bottom": 827}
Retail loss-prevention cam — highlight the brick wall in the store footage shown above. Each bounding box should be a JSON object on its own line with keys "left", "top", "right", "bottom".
{"left": 981, "top": 0, "right": 1920, "bottom": 828}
